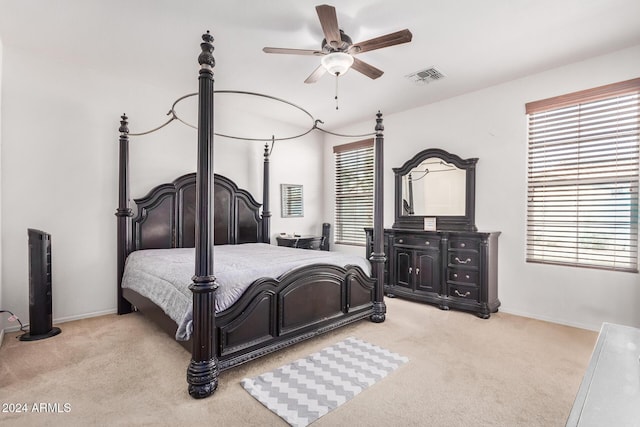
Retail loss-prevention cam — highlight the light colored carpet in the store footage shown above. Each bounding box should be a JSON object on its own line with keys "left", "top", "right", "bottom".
{"left": 0, "top": 298, "right": 597, "bottom": 426}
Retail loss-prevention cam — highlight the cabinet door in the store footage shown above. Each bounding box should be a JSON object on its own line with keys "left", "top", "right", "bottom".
{"left": 395, "top": 250, "right": 412, "bottom": 289}
{"left": 415, "top": 250, "right": 441, "bottom": 294}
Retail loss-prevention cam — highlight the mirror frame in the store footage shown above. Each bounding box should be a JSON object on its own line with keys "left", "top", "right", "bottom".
{"left": 392, "top": 148, "right": 478, "bottom": 231}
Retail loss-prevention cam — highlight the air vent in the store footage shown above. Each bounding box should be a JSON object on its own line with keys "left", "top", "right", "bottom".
{"left": 406, "top": 67, "right": 446, "bottom": 85}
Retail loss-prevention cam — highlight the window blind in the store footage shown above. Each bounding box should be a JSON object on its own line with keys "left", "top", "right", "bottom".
{"left": 334, "top": 139, "right": 374, "bottom": 246}
{"left": 526, "top": 78, "right": 640, "bottom": 272}
{"left": 281, "top": 184, "right": 303, "bottom": 217}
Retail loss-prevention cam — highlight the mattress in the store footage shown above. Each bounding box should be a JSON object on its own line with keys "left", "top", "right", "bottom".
{"left": 121, "top": 243, "right": 371, "bottom": 340}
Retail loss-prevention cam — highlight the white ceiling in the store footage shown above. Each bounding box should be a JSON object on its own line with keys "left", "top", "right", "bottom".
{"left": 1, "top": 0, "right": 639, "bottom": 130}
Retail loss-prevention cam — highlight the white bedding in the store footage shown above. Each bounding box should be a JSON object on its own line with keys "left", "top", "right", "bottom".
{"left": 121, "top": 243, "right": 371, "bottom": 340}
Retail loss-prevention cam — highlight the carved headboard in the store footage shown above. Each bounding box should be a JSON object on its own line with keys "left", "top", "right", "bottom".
{"left": 131, "top": 173, "right": 264, "bottom": 251}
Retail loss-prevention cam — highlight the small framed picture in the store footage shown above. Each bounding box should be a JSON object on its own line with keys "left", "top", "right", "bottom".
{"left": 423, "top": 217, "right": 437, "bottom": 231}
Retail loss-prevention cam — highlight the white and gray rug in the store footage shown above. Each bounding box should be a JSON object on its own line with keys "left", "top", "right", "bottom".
{"left": 240, "top": 337, "right": 408, "bottom": 427}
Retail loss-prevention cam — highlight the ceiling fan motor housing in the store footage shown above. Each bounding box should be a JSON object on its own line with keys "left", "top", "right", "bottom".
{"left": 321, "top": 30, "right": 353, "bottom": 53}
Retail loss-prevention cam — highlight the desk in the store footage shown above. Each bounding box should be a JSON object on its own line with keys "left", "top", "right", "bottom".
{"left": 276, "top": 235, "right": 323, "bottom": 250}
{"left": 566, "top": 322, "right": 640, "bottom": 426}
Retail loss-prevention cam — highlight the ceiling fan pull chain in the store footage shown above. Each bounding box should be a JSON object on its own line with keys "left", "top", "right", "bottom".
{"left": 335, "top": 72, "right": 340, "bottom": 110}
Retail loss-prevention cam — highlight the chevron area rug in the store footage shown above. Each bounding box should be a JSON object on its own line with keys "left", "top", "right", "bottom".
{"left": 240, "top": 337, "right": 408, "bottom": 427}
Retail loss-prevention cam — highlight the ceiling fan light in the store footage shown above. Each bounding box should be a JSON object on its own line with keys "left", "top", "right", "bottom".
{"left": 321, "top": 52, "right": 354, "bottom": 76}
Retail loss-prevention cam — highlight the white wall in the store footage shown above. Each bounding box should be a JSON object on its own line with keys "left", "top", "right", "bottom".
{"left": 266, "top": 134, "right": 326, "bottom": 240}
{"left": 0, "top": 37, "right": 4, "bottom": 343}
{"left": 0, "top": 46, "right": 324, "bottom": 326}
{"left": 325, "top": 44, "right": 640, "bottom": 331}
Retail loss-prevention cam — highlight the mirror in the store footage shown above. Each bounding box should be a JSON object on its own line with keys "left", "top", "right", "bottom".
{"left": 281, "top": 184, "right": 303, "bottom": 218}
{"left": 393, "top": 148, "right": 477, "bottom": 231}
{"left": 402, "top": 159, "right": 467, "bottom": 216}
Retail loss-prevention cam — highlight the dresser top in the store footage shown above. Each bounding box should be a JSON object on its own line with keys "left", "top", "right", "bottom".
{"left": 366, "top": 227, "right": 501, "bottom": 237}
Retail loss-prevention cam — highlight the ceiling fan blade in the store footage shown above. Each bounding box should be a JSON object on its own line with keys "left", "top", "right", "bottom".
{"left": 349, "top": 29, "right": 413, "bottom": 54}
{"left": 304, "top": 64, "right": 327, "bottom": 84}
{"left": 351, "top": 57, "right": 384, "bottom": 80}
{"left": 316, "top": 4, "right": 341, "bottom": 48}
{"left": 263, "top": 47, "right": 324, "bottom": 56}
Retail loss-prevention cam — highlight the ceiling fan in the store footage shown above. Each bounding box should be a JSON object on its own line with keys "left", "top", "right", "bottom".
{"left": 263, "top": 4, "right": 413, "bottom": 83}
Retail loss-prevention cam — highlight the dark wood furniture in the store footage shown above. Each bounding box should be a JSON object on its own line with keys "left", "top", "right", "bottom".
{"left": 366, "top": 228, "right": 500, "bottom": 318}
{"left": 276, "top": 235, "right": 323, "bottom": 250}
{"left": 367, "top": 148, "right": 500, "bottom": 318}
{"left": 116, "top": 32, "right": 387, "bottom": 399}
{"left": 393, "top": 148, "right": 478, "bottom": 232}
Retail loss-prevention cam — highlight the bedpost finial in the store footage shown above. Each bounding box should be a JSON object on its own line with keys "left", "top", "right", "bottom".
{"left": 375, "top": 111, "right": 384, "bottom": 134}
{"left": 119, "top": 114, "right": 129, "bottom": 135}
{"left": 198, "top": 31, "right": 215, "bottom": 72}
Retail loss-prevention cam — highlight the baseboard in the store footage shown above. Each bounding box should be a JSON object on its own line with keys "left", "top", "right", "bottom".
{"left": 2, "top": 308, "right": 118, "bottom": 333}
{"left": 499, "top": 307, "right": 600, "bottom": 332}
{"left": 53, "top": 308, "right": 118, "bottom": 324}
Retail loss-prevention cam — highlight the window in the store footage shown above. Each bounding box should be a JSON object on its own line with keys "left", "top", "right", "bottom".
{"left": 334, "top": 139, "right": 374, "bottom": 246}
{"left": 526, "top": 78, "right": 640, "bottom": 272}
{"left": 280, "top": 184, "right": 303, "bottom": 218}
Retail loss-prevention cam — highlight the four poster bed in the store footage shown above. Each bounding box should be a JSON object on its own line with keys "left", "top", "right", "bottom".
{"left": 115, "top": 32, "right": 387, "bottom": 399}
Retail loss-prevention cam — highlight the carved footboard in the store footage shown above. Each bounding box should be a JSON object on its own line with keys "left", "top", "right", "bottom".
{"left": 216, "top": 264, "right": 375, "bottom": 370}
{"left": 122, "top": 263, "right": 376, "bottom": 370}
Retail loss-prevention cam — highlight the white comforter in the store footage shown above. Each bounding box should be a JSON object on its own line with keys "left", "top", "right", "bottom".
{"left": 121, "top": 243, "right": 371, "bottom": 340}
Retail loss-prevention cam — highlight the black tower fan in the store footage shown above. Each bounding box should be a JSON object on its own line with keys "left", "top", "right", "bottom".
{"left": 19, "top": 228, "right": 61, "bottom": 341}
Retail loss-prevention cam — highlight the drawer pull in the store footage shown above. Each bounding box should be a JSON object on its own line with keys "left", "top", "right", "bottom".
{"left": 460, "top": 242, "right": 466, "bottom": 248}
{"left": 409, "top": 267, "right": 412, "bottom": 274}
{"left": 398, "top": 239, "right": 404, "bottom": 243}
{"left": 465, "top": 274, "right": 470, "bottom": 279}
{"left": 453, "top": 273, "right": 458, "bottom": 278}
{"left": 416, "top": 268, "right": 420, "bottom": 275}
{"left": 455, "top": 290, "right": 471, "bottom": 297}
{"left": 455, "top": 257, "right": 472, "bottom": 264}
{"left": 425, "top": 241, "right": 430, "bottom": 245}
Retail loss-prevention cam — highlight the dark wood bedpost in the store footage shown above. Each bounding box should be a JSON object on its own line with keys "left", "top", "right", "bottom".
{"left": 187, "top": 31, "right": 219, "bottom": 399}
{"left": 262, "top": 142, "right": 271, "bottom": 243}
{"left": 116, "top": 114, "right": 133, "bottom": 315}
{"left": 370, "top": 111, "right": 386, "bottom": 323}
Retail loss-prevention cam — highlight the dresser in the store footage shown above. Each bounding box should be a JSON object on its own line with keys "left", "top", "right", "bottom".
{"left": 377, "top": 148, "right": 500, "bottom": 318}
{"left": 366, "top": 228, "right": 500, "bottom": 318}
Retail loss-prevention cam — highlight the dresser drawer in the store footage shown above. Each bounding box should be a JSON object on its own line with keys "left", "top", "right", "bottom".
{"left": 447, "top": 269, "right": 478, "bottom": 285}
{"left": 448, "top": 252, "right": 479, "bottom": 268}
{"left": 448, "top": 237, "right": 480, "bottom": 251}
{"left": 448, "top": 283, "right": 479, "bottom": 301}
{"left": 394, "top": 235, "right": 439, "bottom": 248}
